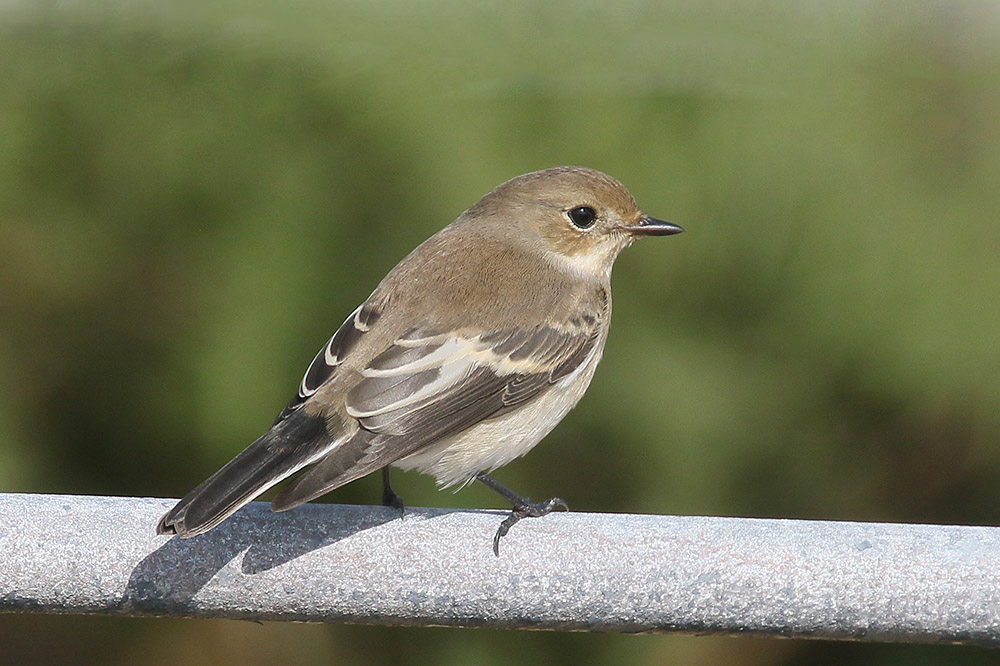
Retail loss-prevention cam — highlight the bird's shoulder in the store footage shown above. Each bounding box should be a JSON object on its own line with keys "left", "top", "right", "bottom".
{"left": 375, "top": 223, "right": 611, "bottom": 330}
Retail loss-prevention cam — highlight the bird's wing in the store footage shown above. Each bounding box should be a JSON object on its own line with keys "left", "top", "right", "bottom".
{"left": 272, "top": 300, "right": 382, "bottom": 424}
{"left": 270, "top": 315, "right": 604, "bottom": 510}
{"left": 349, "top": 320, "right": 602, "bottom": 435}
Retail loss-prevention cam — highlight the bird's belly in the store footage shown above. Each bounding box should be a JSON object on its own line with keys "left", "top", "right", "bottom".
{"left": 392, "top": 348, "right": 602, "bottom": 488}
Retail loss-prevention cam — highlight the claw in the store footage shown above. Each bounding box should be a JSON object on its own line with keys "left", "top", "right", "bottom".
{"left": 474, "top": 473, "right": 569, "bottom": 555}
{"left": 492, "top": 496, "right": 569, "bottom": 556}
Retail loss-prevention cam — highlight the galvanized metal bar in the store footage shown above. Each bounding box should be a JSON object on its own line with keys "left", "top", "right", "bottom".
{"left": 0, "top": 493, "right": 997, "bottom": 645}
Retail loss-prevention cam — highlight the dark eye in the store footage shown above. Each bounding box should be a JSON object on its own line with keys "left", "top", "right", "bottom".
{"left": 567, "top": 206, "right": 597, "bottom": 229}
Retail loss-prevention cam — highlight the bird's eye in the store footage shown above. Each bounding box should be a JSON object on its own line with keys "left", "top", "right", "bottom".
{"left": 567, "top": 206, "right": 597, "bottom": 229}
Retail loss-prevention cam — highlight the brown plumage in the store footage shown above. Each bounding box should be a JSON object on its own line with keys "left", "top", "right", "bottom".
{"left": 157, "top": 166, "right": 683, "bottom": 552}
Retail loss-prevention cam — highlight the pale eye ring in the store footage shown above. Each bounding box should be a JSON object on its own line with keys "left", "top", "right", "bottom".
{"left": 567, "top": 206, "right": 597, "bottom": 229}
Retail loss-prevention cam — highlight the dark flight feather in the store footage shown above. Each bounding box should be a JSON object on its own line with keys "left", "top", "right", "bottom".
{"left": 156, "top": 409, "right": 331, "bottom": 537}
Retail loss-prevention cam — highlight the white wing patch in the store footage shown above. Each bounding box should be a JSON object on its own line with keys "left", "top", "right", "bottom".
{"left": 273, "top": 302, "right": 375, "bottom": 424}
{"left": 344, "top": 320, "right": 603, "bottom": 436}
{"left": 298, "top": 304, "right": 362, "bottom": 400}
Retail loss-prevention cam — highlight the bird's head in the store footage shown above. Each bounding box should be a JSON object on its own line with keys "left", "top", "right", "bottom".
{"left": 464, "top": 166, "right": 683, "bottom": 278}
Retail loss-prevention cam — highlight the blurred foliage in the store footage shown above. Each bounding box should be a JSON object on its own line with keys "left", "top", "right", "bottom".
{"left": 1, "top": 0, "right": 999, "bottom": 664}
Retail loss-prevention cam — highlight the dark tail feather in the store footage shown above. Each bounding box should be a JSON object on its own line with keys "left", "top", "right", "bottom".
{"left": 272, "top": 423, "right": 450, "bottom": 512}
{"left": 271, "top": 429, "right": 383, "bottom": 511}
{"left": 157, "top": 411, "right": 332, "bottom": 538}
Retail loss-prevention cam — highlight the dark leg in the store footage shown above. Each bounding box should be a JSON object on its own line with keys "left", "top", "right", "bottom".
{"left": 475, "top": 472, "right": 568, "bottom": 556}
{"left": 382, "top": 467, "right": 405, "bottom": 516}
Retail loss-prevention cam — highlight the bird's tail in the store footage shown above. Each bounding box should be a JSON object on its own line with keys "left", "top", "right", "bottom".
{"left": 157, "top": 411, "right": 334, "bottom": 538}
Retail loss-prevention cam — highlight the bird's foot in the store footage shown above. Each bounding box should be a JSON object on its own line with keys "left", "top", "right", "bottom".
{"left": 382, "top": 488, "right": 405, "bottom": 515}
{"left": 381, "top": 467, "right": 405, "bottom": 517}
{"left": 492, "top": 496, "right": 568, "bottom": 556}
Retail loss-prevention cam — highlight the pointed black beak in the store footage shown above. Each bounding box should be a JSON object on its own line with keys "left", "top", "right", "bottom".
{"left": 623, "top": 216, "right": 685, "bottom": 237}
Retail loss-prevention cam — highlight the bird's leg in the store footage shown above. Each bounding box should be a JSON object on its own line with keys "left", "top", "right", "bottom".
{"left": 381, "top": 467, "right": 405, "bottom": 516}
{"left": 474, "top": 472, "right": 568, "bottom": 556}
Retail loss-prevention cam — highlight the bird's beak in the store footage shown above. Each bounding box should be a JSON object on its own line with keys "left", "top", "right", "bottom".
{"left": 622, "top": 216, "right": 685, "bottom": 237}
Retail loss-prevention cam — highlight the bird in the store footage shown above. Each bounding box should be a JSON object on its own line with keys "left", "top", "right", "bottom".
{"left": 157, "top": 166, "right": 683, "bottom": 554}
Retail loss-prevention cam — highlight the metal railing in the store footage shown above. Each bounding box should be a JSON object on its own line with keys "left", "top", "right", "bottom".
{"left": 1, "top": 492, "right": 998, "bottom": 645}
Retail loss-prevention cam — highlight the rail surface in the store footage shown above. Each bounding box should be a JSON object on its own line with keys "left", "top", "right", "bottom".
{"left": 1, "top": 493, "right": 997, "bottom": 645}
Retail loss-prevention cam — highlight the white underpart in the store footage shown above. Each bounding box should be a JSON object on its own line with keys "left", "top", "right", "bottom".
{"left": 391, "top": 333, "right": 606, "bottom": 488}
{"left": 542, "top": 237, "right": 624, "bottom": 281}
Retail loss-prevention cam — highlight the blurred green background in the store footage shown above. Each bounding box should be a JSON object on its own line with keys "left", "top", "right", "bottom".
{"left": 2, "top": 0, "right": 999, "bottom": 664}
